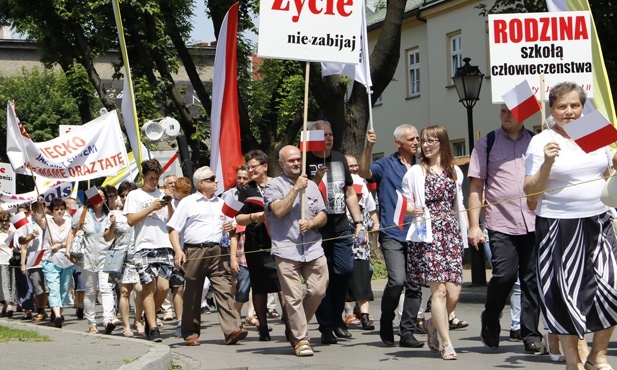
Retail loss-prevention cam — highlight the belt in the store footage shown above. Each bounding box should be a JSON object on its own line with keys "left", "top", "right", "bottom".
{"left": 184, "top": 242, "right": 219, "bottom": 249}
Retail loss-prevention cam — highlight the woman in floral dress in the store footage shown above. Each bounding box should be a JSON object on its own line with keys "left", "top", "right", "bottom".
{"left": 402, "top": 125, "right": 467, "bottom": 360}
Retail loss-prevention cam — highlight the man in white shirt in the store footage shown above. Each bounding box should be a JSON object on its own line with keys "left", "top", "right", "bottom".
{"left": 168, "top": 166, "right": 247, "bottom": 347}
{"left": 124, "top": 159, "right": 175, "bottom": 342}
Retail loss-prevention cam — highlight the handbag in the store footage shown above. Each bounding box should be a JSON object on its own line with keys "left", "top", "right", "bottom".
{"left": 69, "top": 207, "right": 88, "bottom": 258}
{"left": 102, "top": 245, "right": 126, "bottom": 274}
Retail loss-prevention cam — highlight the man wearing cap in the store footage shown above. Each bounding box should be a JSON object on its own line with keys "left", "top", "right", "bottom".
{"left": 168, "top": 166, "right": 247, "bottom": 346}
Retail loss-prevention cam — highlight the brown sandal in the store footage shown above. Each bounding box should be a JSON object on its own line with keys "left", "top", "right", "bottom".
{"left": 244, "top": 315, "right": 259, "bottom": 327}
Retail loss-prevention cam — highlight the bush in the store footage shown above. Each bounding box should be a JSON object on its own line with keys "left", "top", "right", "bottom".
{"left": 371, "top": 259, "right": 388, "bottom": 280}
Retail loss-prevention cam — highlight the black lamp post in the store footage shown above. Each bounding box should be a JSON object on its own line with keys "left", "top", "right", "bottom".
{"left": 452, "top": 57, "right": 484, "bottom": 155}
{"left": 452, "top": 57, "right": 486, "bottom": 286}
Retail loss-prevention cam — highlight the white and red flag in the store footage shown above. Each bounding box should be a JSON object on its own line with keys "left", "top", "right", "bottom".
{"left": 210, "top": 2, "right": 243, "bottom": 195}
{"left": 393, "top": 190, "right": 407, "bottom": 230}
{"left": 501, "top": 80, "right": 541, "bottom": 123}
{"left": 69, "top": 203, "right": 79, "bottom": 216}
{"left": 245, "top": 196, "right": 264, "bottom": 208}
{"left": 3, "top": 233, "right": 15, "bottom": 249}
{"left": 85, "top": 186, "right": 104, "bottom": 206}
{"left": 352, "top": 174, "right": 364, "bottom": 195}
{"left": 366, "top": 181, "right": 377, "bottom": 192}
{"left": 26, "top": 249, "right": 45, "bottom": 268}
{"left": 222, "top": 192, "right": 244, "bottom": 218}
{"left": 563, "top": 110, "right": 617, "bottom": 153}
{"left": 318, "top": 176, "right": 328, "bottom": 204}
{"left": 299, "top": 130, "right": 325, "bottom": 152}
{"left": 10, "top": 212, "right": 28, "bottom": 230}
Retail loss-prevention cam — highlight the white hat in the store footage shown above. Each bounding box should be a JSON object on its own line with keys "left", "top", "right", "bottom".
{"left": 601, "top": 175, "right": 617, "bottom": 207}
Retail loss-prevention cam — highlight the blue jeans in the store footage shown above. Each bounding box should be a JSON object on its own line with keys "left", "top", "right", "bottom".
{"left": 234, "top": 266, "right": 250, "bottom": 303}
{"left": 315, "top": 230, "right": 354, "bottom": 333}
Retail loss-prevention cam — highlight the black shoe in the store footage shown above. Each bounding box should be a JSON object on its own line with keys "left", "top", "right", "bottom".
{"left": 53, "top": 316, "right": 63, "bottom": 328}
{"left": 333, "top": 326, "right": 352, "bottom": 339}
{"left": 360, "top": 313, "right": 375, "bottom": 331}
{"left": 320, "top": 331, "right": 338, "bottom": 344}
{"left": 379, "top": 317, "right": 394, "bottom": 346}
{"left": 480, "top": 312, "right": 500, "bottom": 349}
{"left": 258, "top": 327, "right": 271, "bottom": 341}
{"left": 76, "top": 307, "right": 84, "bottom": 320}
{"left": 149, "top": 327, "right": 162, "bottom": 342}
{"left": 524, "top": 341, "right": 547, "bottom": 354}
{"left": 509, "top": 329, "right": 522, "bottom": 342}
{"left": 399, "top": 333, "right": 424, "bottom": 348}
{"left": 104, "top": 321, "right": 116, "bottom": 334}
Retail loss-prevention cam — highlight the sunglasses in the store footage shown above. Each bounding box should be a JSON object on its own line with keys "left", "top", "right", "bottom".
{"left": 0, "top": 219, "right": 9, "bottom": 222}
{"left": 201, "top": 175, "right": 216, "bottom": 183}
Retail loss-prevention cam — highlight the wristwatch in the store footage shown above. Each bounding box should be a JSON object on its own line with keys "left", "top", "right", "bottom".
{"left": 354, "top": 220, "right": 363, "bottom": 225}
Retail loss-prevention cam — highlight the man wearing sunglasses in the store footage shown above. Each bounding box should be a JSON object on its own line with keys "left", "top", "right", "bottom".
{"left": 167, "top": 166, "right": 247, "bottom": 347}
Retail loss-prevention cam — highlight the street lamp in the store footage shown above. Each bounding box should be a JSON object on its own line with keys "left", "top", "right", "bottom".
{"left": 452, "top": 57, "right": 485, "bottom": 287}
{"left": 452, "top": 57, "right": 484, "bottom": 155}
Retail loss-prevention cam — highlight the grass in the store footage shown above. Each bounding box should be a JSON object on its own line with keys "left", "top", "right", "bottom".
{"left": 0, "top": 325, "right": 50, "bottom": 343}
{"left": 371, "top": 260, "right": 388, "bottom": 280}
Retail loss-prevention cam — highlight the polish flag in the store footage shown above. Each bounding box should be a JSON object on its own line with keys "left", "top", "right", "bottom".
{"left": 26, "top": 249, "right": 45, "bottom": 268}
{"left": 85, "top": 186, "right": 104, "bottom": 206}
{"left": 501, "top": 80, "right": 541, "bottom": 123}
{"left": 69, "top": 203, "right": 79, "bottom": 216}
{"left": 235, "top": 224, "right": 246, "bottom": 233}
{"left": 209, "top": 2, "right": 243, "bottom": 194}
{"left": 3, "top": 233, "right": 15, "bottom": 249}
{"left": 222, "top": 192, "right": 244, "bottom": 218}
{"left": 318, "top": 177, "right": 328, "bottom": 204}
{"left": 245, "top": 196, "right": 264, "bottom": 208}
{"left": 393, "top": 190, "right": 407, "bottom": 230}
{"left": 366, "top": 181, "right": 377, "bottom": 192}
{"left": 352, "top": 174, "right": 364, "bottom": 195}
{"left": 299, "top": 130, "right": 325, "bottom": 152}
{"left": 563, "top": 109, "right": 617, "bottom": 153}
{"left": 10, "top": 212, "right": 28, "bottom": 230}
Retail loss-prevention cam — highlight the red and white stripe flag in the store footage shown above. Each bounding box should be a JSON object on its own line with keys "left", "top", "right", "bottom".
{"left": 366, "top": 181, "right": 377, "bottom": 192}
{"left": 85, "top": 186, "right": 104, "bottom": 206}
{"left": 10, "top": 212, "right": 28, "bottom": 230}
{"left": 299, "top": 130, "right": 325, "bottom": 152}
{"left": 318, "top": 176, "right": 328, "bottom": 204}
{"left": 393, "top": 190, "right": 407, "bottom": 230}
{"left": 501, "top": 80, "right": 541, "bottom": 123}
{"left": 209, "top": 2, "right": 243, "bottom": 195}
{"left": 3, "top": 233, "right": 15, "bottom": 249}
{"left": 69, "top": 203, "right": 79, "bottom": 216}
{"left": 245, "top": 196, "right": 264, "bottom": 208}
{"left": 26, "top": 249, "right": 45, "bottom": 268}
{"left": 352, "top": 174, "right": 364, "bottom": 195}
{"left": 222, "top": 192, "right": 244, "bottom": 218}
{"left": 563, "top": 110, "right": 617, "bottom": 153}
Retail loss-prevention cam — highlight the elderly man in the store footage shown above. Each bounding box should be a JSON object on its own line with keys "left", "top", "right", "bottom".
{"left": 306, "top": 120, "right": 363, "bottom": 344}
{"left": 468, "top": 105, "right": 542, "bottom": 353}
{"left": 167, "top": 166, "right": 247, "bottom": 346}
{"left": 358, "top": 125, "right": 424, "bottom": 348}
{"left": 264, "top": 145, "right": 328, "bottom": 357}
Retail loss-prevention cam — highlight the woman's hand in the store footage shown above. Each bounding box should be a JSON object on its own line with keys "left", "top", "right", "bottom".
{"left": 543, "top": 141, "right": 560, "bottom": 165}
{"left": 411, "top": 206, "right": 425, "bottom": 217}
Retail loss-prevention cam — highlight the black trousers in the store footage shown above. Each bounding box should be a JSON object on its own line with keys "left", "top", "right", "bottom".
{"left": 483, "top": 230, "right": 542, "bottom": 344}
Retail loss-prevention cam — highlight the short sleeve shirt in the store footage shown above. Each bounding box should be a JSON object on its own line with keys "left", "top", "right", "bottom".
{"left": 123, "top": 188, "right": 172, "bottom": 251}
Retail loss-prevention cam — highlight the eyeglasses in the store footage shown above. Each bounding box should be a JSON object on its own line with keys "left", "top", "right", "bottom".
{"left": 247, "top": 163, "right": 263, "bottom": 171}
{"left": 421, "top": 138, "right": 440, "bottom": 145}
{"left": 0, "top": 219, "right": 9, "bottom": 223}
{"left": 200, "top": 175, "right": 216, "bottom": 183}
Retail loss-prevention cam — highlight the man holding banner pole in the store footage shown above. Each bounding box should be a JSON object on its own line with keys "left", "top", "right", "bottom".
{"left": 306, "top": 120, "right": 363, "bottom": 344}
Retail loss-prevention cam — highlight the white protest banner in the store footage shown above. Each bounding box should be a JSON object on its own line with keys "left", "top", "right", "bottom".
{"left": 258, "top": 0, "right": 363, "bottom": 63}
{"left": 1, "top": 181, "right": 74, "bottom": 210}
{"left": 488, "top": 11, "right": 592, "bottom": 103}
{"left": 0, "top": 163, "right": 15, "bottom": 194}
{"left": 6, "top": 101, "right": 129, "bottom": 182}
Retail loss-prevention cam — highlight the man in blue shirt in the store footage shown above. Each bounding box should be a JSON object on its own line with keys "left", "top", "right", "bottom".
{"left": 359, "top": 125, "right": 424, "bottom": 348}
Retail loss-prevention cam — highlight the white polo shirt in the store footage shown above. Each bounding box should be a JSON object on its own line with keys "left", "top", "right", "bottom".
{"left": 166, "top": 192, "right": 230, "bottom": 244}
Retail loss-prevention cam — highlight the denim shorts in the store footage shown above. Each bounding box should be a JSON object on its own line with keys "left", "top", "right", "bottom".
{"left": 234, "top": 266, "right": 250, "bottom": 303}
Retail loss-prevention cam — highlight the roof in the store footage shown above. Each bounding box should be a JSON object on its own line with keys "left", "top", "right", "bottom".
{"left": 367, "top": 0, "right": 448, "bottom": 29}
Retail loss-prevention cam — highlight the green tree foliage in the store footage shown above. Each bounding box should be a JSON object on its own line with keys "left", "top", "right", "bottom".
{"left": 477, "top": 0, "right": 617, "bottom": 111}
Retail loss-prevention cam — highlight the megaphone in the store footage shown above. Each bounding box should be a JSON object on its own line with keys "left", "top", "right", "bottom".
{"left": 141, "top": 117, "right": 181, "bottom": 141}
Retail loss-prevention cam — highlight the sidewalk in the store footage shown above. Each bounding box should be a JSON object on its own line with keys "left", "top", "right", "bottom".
{"left": 0, "top": 267, "right": 490, "bottom": 369}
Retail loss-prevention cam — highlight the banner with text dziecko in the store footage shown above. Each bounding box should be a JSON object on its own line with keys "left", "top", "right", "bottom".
{"left": 258, "top": 0, "right": 363, "bottom": 64}
{"left": 488, "top": 11, "right": 592, "bottom": 103}
{"left": 1, "top": 181, "right": 74, "bottom": 210}
{"left": 6, "top": 101, "right": 129, "bottom": 182}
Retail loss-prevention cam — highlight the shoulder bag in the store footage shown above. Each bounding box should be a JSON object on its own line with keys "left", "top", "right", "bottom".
{"left": 102, "top": 241, "right": 126, "bottom": 275}
{"left": 69, "top": 207, "right": 88, "bottom": 258}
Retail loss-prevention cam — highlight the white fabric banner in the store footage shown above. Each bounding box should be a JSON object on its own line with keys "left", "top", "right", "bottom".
{"left": 6, "top": 101, "right": 129, "bottom": 182}
{"left": 1, "top": 181, "right": 74, "bottom": 210}
{"left": 258, "top": 0, "right": 362, "bottom": 63}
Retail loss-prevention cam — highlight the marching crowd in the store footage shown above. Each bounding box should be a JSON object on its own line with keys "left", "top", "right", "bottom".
{"left": 0, "top": 82, "right": 615, "bottom": 369}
